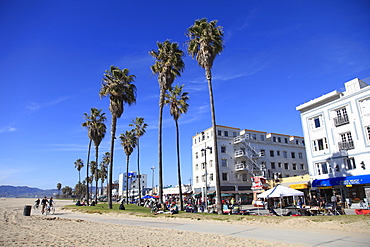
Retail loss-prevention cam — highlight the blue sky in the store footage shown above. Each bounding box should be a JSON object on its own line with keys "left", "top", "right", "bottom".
{"left": 1, "top": 1, "right": 369, "bottom": 190}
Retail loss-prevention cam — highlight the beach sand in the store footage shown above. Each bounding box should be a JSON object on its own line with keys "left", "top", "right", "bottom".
{"left": 0, "top": 198, "right": 368, "bottom": 246}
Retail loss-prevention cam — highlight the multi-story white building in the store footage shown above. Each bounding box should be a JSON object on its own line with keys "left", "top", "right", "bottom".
{"left": 296, "top": 77, "right": 370, "bottom": 206}
{"left": 118, "top": 171, "right": 147, "bottom": 198}
{"left": 192, "top": 125, "right": 308, "bottom": 203}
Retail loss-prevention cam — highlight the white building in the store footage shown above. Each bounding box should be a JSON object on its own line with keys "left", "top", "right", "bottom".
{"left": 118, "top": 171, "right": 148, "bottom": 198}
{"left": 296, "top": 77, "right": 370, "bottom": 206}
{"left": 192, "top": 125, "right": 308, "bottom": 203}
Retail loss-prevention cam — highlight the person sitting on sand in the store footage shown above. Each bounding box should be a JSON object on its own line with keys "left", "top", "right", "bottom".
{"left": 169, "top": 202, "right": 178, "bottom": 215}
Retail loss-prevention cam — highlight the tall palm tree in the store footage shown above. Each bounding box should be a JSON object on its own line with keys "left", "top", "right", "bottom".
{"left": 120, "top": 130, "right": 138, "bottom": 204}
{"left": 129, "top": 117, "right": 147, "bottom": 205}
{"left": 74, "top": 159, "right": 84, "bottom": 198}
{"left": 164, "top": 84, "right": 189, "bottom": 211}
{"left": 100, "top": 65, "right": 137, "bottom": 209}
{"left": 186, "top": 18, "right": 224, "bottom": 214}
{"left": 99, "top": 152, "right": 110, "bottom": 196}
{"left": 150, "top": 40, "right": 185, "bottom": 203}
{"left": 82, "top": 108, "right": 106, "bottom": 205}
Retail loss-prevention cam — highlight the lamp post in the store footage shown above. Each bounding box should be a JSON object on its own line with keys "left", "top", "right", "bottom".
{"left": 201, "top": 145, "right": 212, "bottom": 211}
{"left": 151, "top": 166, "right": 156, "bottom": 194}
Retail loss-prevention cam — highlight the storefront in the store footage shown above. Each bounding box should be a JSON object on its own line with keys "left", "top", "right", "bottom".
{"left": 312, "top": 174, "right": 370, "bottom": 207}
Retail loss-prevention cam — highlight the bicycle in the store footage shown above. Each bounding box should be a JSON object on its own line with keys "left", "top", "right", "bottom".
{"left": 43, "top": 205, "right": 55, "bottom": 215}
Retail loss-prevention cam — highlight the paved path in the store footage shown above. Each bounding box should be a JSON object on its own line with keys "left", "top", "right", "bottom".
{"left": 47, "top": 207, "right": 369, "bottom": 247}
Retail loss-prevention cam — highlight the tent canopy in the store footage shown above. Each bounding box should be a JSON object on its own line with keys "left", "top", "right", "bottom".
{"left": 257, "top": 184, "right": 304, "bottom": 198}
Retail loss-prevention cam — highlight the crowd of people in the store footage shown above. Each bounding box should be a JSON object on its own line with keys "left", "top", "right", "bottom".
{"left": 34, "top": 196, "right": 54, "bottom": 214}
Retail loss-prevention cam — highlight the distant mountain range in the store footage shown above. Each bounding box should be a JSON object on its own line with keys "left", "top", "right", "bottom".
{"left": 0, "top": 185, "right": 59, "bottom": 198}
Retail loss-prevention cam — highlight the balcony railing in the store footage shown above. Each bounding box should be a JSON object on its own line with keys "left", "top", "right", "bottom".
{"left": 338, "top": 140, "right": 354, "bottom": 150}
{"left": 334, "top": 115, "right": 349, "bottom": 127}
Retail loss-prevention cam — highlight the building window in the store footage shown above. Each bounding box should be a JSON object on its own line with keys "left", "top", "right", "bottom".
{"left": 218, "top": 130, "right": 222, "bottom": 136}
{"left": 195, "top": 152, "right": 198, "bottom": 159}
{"left": 284, "top": 138, "right": 288, "bottom": 143}
{"left": 222, "top": 173, "right": 228, "bottom": 181}
{"left": 260, "top": 150, "right": 265, "bottom": 157}
{"left": 359, "top": 98, "right": 370, "bottom": 115}
{"left": 284, "top": 163, "right": 289, "bottom": 169}
{"left": 300, "top": 164, "right": 305, "bottom": 170}
{"left": 310, "top": 115, "right": 323, "bottom": 129}
{"left": 222, "top": 159, "right": 227, "bottom": 167}
{"left": 195, "top": 164, "right": 199, "bottom": 170}
{"left": 201, "top": 150, "right": 204, "bottom": 157}
{"left": 194, "top": 139, "right": 196, "bottom": 144}
{"left": 273, "top": 136, "right": 277, "bottom": 142}
{"left": 260, "top": 135, "right": 265, "bottom": 141}
{"left": 366, "top": 126, "right": 370, "bottom": 141}
{"left": 242, "top": 173, "right": 248, "bottom": 181}
{"left": 339, "top": 132, "right": 354, "bottom": 150}
{"left": 270, "top": 150, "right": 274, "bottom": 157}
{"left": 224, "top": 131, "right": 228, "bottom": 137}
{"left": 209, "top": 160, "right": 213, "bottom": 167}
{"left": 299, "top": 152, "right": 303, "bottom": 159}
{"left": 271, "top": 162, "right": 276, "bottom": 169}
{"left": 202, "top": 175, "right": 205, "bottom": 182}
{"left": 291, "top": 152, "right": 295, "bottom": 159}
{"left": 313, "top": 137, "right": 328, "bottom": 152}
{"left": 195, "top": 176, "right": 199, "bottom": 183}
{"left": 316, "top": 162, "right": 328, "bottom": 175}
{"left": 233, "top": 132, "right": 237, "bottom": 137}
{"left": 221, "top": 146, "right": 226, "bottom": 153}
{"left": 283, "top": 151, "right": 287, "bottom": 158}
{"left": 201, "top": 162, "right": 206, "bottom": 169}
{"left": 334, "top": 107, "right": 349, "bottom": 127}
{"left": 252, "top": 134, "right": 257, "bottom": 140}
{"left": 345, "top": 158, "right": 356, "bottom": 170}
{"left": 278, "top": 162, "right": 282, "bottom": 168}
{"left": 292, "top": 163, "right": 297, "bottom": 170}
{"left": 278, "top": 137, "right": 281, "bottom": 142}
{"left": 210, "top": 173, "right": 213, "bottom": 181}
{"left": 277, "top": 151, "right": 280, "bottom": 156}
{"left": 202, "top": 133, "right": 205, "bottom": 141}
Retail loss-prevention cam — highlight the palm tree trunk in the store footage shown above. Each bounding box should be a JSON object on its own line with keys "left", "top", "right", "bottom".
{"left": 126, "top": 155, "right": 130, "bottom": 205}
{"left": 78, "top": 171, "right": 81, "bottom": 199}
{"left": 108, "top": 116, "right": 117, "bottom": 209}
{"left": 137, "top": 139, "right": 141, "bottom": 205}
{"left": 86, "top": 139, "right": 92, "bottom": 205}
{"left": 206, "top": 68, "right": 222, "bottom": 215}
{"left": 175, "top": 119, "right": 183, "bottom": 211}
{"left": 158, "top": 87, "right": 165, "bottom": 204}
{"left": 95, "top": 145, "right": 99, "bottom": 204}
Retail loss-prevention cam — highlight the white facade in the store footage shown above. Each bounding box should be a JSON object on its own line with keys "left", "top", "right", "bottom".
{"left": 296, "top": 77, "right": 370, "bottom": 204}
{"left": 118, "top": 171, "right": 148, "bottom": 198}
{"left": 192, "top": 125, "right": 308, "bottom": 197}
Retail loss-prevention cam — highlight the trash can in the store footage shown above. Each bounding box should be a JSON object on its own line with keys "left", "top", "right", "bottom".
{"left": 23, "top": 205, "right": 32, "bottom": 216}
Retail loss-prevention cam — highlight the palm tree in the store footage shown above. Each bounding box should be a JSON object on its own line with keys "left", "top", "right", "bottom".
{"left": 82, "top": 108, "right": 106, "bottom": 205}
{"left": 74, "top": 159, "right": 84, "bottom": 198}
{"left": 100, "top": 65, "right": 137, "bottom": 209}
{"left": 164, "top": 84, "right": 189, "bottom": 211}
{"left": 99, "top": 152, "right": 110, "bottom": 196}
{"left": 120, "top": 130, "right": 138, "bottom": 204}
{"left": 129, "top": 117, "right": 147, "bottom": 205}
{"left": 150, "top": 40, "right": 185, "bottom": 203}
{"left": 90, "top": 161, "right": 97, "bottom": 201}
{"left": 56, "top": 183, "right": 62, "bottom": 198}
{"left": 186, "top": 18, "right": 224, "bottom": 214}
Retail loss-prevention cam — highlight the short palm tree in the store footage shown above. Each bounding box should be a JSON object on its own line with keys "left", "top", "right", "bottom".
{"left": 99, "top": 152, "right": 110, "bottom": 196}
{"left": 129, "top": 117, "right": 147, "bottom": 205}
{"left": 90, "top": 161, "right": 98, "bottom": 200}
{"left": 100, "top": 65, "right": 137, "bottom": 209}
{"left": 74, "top": 159, "right": 84, "bottom": 197}
{"left": 150, "top": 40, "right": 185, "bottom": 203}
{"left": 82, "top": 108, "right": 106, "bottom": 205}
{"left": 186, "top": 18, "right": 224, "bottom": 214}
{"left": 56, "top": 183, "right": 62, "bottom": 198}
{"left": 120, "top": 130, "right": 138, "bottom": 204}
{"left": 164, "top": 84, "right": 189, "bottom": 211}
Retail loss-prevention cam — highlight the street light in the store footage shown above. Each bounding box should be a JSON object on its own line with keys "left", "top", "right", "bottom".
{"left": 151, "top": 166, "right": 156, "bottom": 194}
{"left": 201, "top": 145, "right": 212, "bottom": 211}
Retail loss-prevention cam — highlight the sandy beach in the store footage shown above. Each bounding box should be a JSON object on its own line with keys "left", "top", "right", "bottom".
{"left": 1, "top": 198, "right": 369, "bottom": 246}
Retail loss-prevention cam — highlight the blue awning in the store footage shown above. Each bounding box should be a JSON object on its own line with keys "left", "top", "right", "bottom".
{"left": 312, "top": 174, "right": 370, "bottom": 187}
